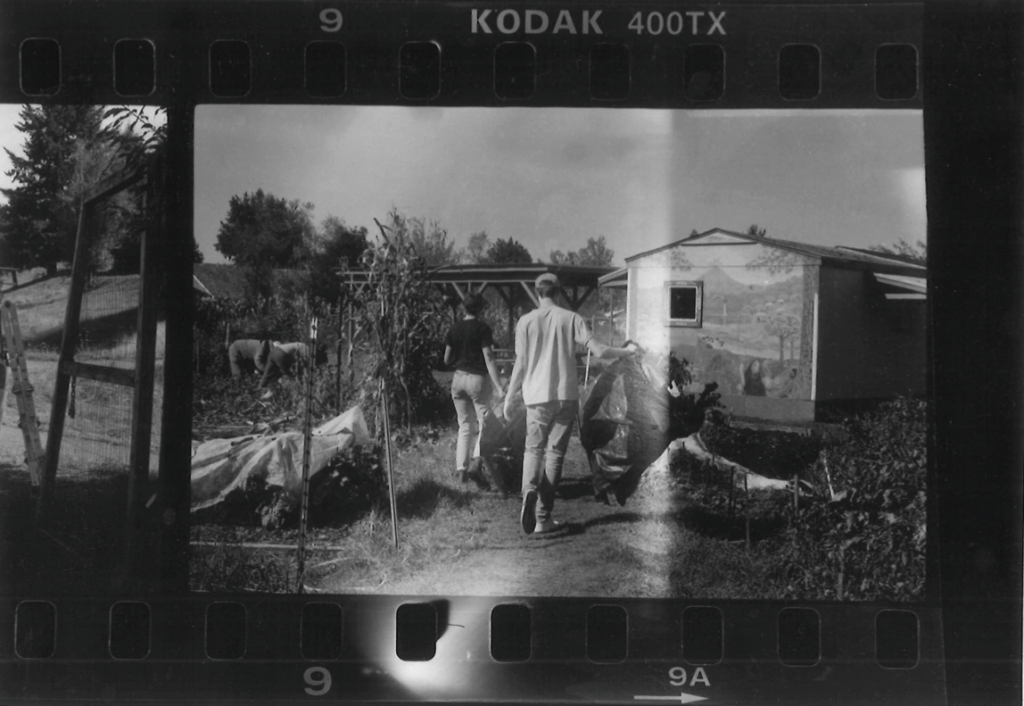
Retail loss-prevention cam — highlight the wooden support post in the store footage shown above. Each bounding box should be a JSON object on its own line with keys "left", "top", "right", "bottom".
{"left": 125, "top": 168, "right": 161, "bottom": 576}
{"left": 494, "top": 286, "right": 515, "bottom": 346}
{"left": 346, "top": 297, "right": 355, "bottom": 387}
{"left": 519, "top": 281, "right": 539, "bottom": 308}
{"left": 39, "top": 201, "right": 93, "bottom": 522}
{"left": 156, "top": 102, "right": 195, "bottom": 594}
{"left": 336, "top": 296, "right": 343, "bottom": 411}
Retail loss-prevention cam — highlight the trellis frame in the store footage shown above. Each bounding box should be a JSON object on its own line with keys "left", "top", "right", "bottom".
{"left": 37, "top": 157, "right": 164, "bottom": 576}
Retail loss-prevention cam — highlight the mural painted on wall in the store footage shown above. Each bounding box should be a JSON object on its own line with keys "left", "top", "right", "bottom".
{"left": 631, "top": 240, "right": 816, "bottom": 400}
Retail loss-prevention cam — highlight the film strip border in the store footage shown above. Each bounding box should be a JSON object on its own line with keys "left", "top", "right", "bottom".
{"left": 2, "top": 596, "right": 946, "bottom": 702}
{"left": 1, "top": 1, "right": 921, "bottom": 108}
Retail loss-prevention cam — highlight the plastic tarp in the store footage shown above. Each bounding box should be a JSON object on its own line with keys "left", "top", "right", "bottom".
{"left": 190, "top": 407, "right": 371, "bottom": 512}
{"left": 580, "top": 357, "right": 676, "bottom": 504}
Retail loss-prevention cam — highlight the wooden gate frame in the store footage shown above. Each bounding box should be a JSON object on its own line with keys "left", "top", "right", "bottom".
{"left": 37, "top": 158, "right": 164, "bottom": 572}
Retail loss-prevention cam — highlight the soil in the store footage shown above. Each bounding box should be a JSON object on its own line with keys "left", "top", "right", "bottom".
{"left": 315, "top": 448, "right": 683, "bottom": 598}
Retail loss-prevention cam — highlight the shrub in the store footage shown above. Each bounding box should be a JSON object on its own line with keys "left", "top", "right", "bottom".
{"left": 699, "top": 421, "right": 822, "bottom": 481}
{"left": 190, "top": 542, "right": 293, "bottom": 593}
{"left": 192, "top": 444, "right": 386, "bottom": 530}
{"left": 782, "top": 396, "right": 928, "bottom": 600}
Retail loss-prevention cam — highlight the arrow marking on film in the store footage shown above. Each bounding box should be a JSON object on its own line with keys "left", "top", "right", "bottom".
{"left": 633, "top": 694, "right": 708, "bottom": 704}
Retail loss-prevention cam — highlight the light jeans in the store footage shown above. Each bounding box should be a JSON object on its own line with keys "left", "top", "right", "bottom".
{"left": 521, "top": 400, "right": 577, "bottom": 523}
{"left": 451, "top": 371, "right": 493, "bottom": 473}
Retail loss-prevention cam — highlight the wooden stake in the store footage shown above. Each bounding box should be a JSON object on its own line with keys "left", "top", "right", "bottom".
{"left": 296, "top": 316, "right": 319, "bottom": 592}
{"left": 381, "top": 378, "right": 400, "bottom": 549}
{"left": 728, "top": 469, "right": 735, "bottom": 524}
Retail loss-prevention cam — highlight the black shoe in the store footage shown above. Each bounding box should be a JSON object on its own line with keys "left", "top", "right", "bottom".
{"left": 595, "top": 490, "right": 611, "bottom": 506}
{"left": 520, "top": 489, "right": 537, "bottom": 535}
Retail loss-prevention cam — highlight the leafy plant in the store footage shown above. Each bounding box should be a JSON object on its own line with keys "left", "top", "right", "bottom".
{"left": 782, "top": 396, "right": 928, "bottom": 600}
{"left": 354, "top": 215, "right": 450, "bottom": 433}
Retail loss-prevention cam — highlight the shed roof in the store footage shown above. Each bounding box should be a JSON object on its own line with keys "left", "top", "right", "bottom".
{"left": 625, "top": 228, "right": 927, "bottom": 278}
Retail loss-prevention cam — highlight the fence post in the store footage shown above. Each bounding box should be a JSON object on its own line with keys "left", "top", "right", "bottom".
{"left": 39, "top": 199, "right": 92, "bottom": 523}
{"left": 744, "top": 474, "right": 750, "bottom": 551}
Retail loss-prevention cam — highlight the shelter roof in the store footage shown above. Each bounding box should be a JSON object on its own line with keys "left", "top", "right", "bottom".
{"left": 341, "top": 262, "right": 615, "bottom": 312}
{"left": 193, "top": 263, "right": 248, "bottom": 299}
{"left": 341, "top": 263, "right": 615, "bottom": 287}
{"left": 193, "top": 263, "right": 307, "bottom": 299}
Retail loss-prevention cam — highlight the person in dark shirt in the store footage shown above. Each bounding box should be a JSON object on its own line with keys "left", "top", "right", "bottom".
{"left": 443, "top": 292, "right": 505, "bottom": 479}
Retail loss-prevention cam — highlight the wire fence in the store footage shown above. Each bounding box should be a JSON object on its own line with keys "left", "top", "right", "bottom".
{"left": 52, "top": 180, "right": 164, "bottom": 480}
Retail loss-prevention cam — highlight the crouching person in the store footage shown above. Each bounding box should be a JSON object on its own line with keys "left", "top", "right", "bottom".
{"left": 259, "top": 342, "right": 328, "bottom": 390}
{"left": 228, "top": 339, "right": 272, "bottom": 378}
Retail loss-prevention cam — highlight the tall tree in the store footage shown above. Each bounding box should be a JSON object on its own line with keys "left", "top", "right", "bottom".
{"left": 215, "top": 189, "right": 317, "bottom": 269}
{"left": 486, "top": 237, "right": 532, "bottom": 264}
{"left": 0, "top": 105, "right": 118, "bottom": 275}
{"left": 310, "top": 216, "right": 369, "bottom": 302}
{"left": 467, "top": 231, "right": 490, "bottom": 264}
{"left": 319, "top": 216, "right": 369, "bottom": 268}
{"left": 550, "top": 236, "right": 614, "bottom": 266}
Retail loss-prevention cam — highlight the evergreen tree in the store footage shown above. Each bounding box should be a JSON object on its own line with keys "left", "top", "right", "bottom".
{"left": 0, "top": 105, "right": 115, "bottom": 275}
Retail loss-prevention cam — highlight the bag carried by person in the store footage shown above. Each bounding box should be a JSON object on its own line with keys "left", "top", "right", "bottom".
{"left": 579, "top": 356, "right": 674, "bottom": 505}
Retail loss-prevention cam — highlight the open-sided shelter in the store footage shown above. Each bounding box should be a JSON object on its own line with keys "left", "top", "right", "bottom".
{"left": 343, "top": 263, "right": 615, "bottom": 344}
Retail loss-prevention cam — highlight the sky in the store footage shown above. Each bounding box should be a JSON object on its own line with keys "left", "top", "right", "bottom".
{"left": 1, "top": 104, "right": 925, "bottom": 267}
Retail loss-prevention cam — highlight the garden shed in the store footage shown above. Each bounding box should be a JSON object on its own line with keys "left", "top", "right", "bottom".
{"left": 599, "top": 228, "right": 927, "bottom": 424}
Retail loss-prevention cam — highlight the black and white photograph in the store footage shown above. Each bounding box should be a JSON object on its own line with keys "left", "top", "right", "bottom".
{"left": 184, "top": 105, "right": 928, "bottom": 599}
{"left": 0, "top": 103, "right": 929, "bottom": 601}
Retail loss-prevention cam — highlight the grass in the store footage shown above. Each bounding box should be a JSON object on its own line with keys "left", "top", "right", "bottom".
{"left": 0, "top": 466, "right": 161, "bottom": 596}
{"left": 188, "top": 433, "right": 506, "bottom": 594}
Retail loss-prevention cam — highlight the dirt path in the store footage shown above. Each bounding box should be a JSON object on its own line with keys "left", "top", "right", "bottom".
{"left": 317, "top": 452, "right": 684, "bottom": 599}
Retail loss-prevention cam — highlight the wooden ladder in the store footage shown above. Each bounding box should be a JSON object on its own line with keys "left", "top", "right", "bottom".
{"left": 1, "top": 299, "right": 44, "bottom": 486}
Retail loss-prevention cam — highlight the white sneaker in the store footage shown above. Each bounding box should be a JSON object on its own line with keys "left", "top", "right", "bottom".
{"left": 533, "top": 519, "right": 561, "bottom": 535}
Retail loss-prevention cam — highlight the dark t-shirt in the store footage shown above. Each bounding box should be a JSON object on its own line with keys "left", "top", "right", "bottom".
{"left": 444, "top": 319, "right": 494, "bottom": 376}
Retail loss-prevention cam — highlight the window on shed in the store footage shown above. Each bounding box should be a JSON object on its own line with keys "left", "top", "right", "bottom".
{"left": 665, "top": 281, "right": 703, "bottom": 327}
